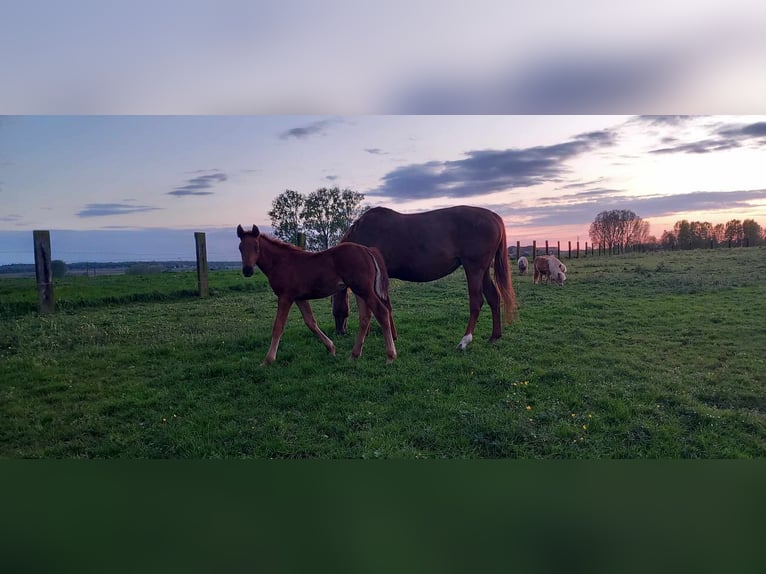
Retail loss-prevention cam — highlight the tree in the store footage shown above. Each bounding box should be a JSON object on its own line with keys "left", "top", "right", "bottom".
{"left": 724, "top": 219, "right": 744, "bottom": 245}
{"left": 268, "top": 189, "right": 305, "bottom": 244}
{"left": 742, "top": 219, "right": 762, "bottom": 246}
{"left": 674, "top": 220, "right": 692, "bottom": 249}
{"left": 712, "top": 223, "right": 726, "bottom": 245}
{"left": 267, "top": 186, "right": 365, "bottom": 251}
{"left": 589, "top": 209, "right": 646, "bottom": 252}
{"left": 302, "top": 186, "right": 365, "bottom": 251}
{"left": 660, "top": 230, "right": 676, "bottom": 250}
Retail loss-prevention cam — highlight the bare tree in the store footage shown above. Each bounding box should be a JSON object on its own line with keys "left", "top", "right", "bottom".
{"left": 589, "top": 209, "right": 646, "bottom": 252}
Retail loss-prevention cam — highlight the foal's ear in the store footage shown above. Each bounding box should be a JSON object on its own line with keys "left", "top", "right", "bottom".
{"left": 236, "top": 224, "right": 244, "bottom": 238}
{"left": 251, "top": 225, "right": 260, "bottom": 237}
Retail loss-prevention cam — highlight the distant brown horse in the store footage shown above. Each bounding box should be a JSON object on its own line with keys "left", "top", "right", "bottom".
{"left": 237, "top": 224, "right": 397, "bottom": 364}
{"left": 332, "top": 206, "right": 518, "bottom": 350}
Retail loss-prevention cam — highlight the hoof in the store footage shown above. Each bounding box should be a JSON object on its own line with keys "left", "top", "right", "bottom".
{"left": 457, "top": 334, "right": 473, "bottom": 351}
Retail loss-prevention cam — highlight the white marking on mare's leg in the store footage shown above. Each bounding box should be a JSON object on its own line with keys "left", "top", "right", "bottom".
{"left": 457, "top": 333, "right": 473, "bottom": 351}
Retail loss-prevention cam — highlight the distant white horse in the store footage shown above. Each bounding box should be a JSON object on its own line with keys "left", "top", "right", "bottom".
{"left": 517, "top": 256, "right": 528, "bottom": 275}
{"left": 533, "top": 255, "right": 567, "bottom": 286}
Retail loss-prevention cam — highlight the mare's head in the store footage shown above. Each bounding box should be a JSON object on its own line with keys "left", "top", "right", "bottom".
{"left": 236, "top": 224, "right": 261, "bottom": 277}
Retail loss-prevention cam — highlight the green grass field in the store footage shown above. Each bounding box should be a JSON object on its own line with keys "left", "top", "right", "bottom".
{"left": 1, "top": 247, "right": 764, "bottom": 458}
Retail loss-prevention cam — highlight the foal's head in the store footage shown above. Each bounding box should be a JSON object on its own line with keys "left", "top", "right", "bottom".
{"left": 236, "top": 224, "right": 261, "bottom": 277}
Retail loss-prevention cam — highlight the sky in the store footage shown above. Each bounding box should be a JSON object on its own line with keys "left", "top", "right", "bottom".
{"left": 2, "top": 1, "right": 766, "bottom": 264}
{"left": 2, "top": 115, "right": 766, "bottom": 264}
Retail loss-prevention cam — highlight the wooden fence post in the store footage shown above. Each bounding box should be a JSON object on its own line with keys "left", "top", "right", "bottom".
{"left": 532, "top": 240, "right": 537, "bottom": 258}
{"left": 557, "top": 241, "right": 561, "bottom": 258}
{"left": 33, "top": 230, "right": 55, "bottom": 313}
{"left": 576, "top": 241, "right": 580, "bottom": 258}
{"left": 545, "top": 240, "right": 549, "bottom": 255}
{"left": 194, "top": 232, "right": 209, "bottom": 298}
{"left": 568, "top": 241, "right": 572, "bottom": 259}
{"left": 296, "top": 232, "right": 306, "bottom": 250}
{"left": 516, "top": 241, "right": 520, "bottom": 260}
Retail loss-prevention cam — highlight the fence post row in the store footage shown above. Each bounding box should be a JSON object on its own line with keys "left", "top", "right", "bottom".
{"left": 194, "top": 232, "right": 209, "bottom": 298}
{"left": 33, "top": 230, "right": 55, "bottom": 313}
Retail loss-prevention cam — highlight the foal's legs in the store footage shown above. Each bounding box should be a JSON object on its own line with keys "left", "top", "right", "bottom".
{"left": 351, "top": 294, "right": 397, "bottom": 363}
{"left": 295, "top": 300, "right": 336, "bottom": 356}
{"left": 264, "top": 298, "right": 293, "bottom": 364}
{"left": 350, "top": 295, "right": 373, "bottom": 360}
{"left": 370, "top": 296, "right": 397, "bottom": 363}
{"left": 482, "top": 269, "right": 502, "bottom": 341}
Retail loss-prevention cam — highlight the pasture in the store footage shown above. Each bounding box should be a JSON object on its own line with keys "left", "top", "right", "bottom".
{"left": 1, "top": 247, "right": 765, "bottom": 458}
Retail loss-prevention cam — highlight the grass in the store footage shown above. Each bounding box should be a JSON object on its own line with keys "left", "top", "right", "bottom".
{"left": 1, "top": 247, "right": 765, "bottom": 458}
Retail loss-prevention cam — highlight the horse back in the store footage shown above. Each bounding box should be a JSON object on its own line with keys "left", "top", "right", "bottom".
{"left": 342, "top": 206, "right": 503, "bottom": 281}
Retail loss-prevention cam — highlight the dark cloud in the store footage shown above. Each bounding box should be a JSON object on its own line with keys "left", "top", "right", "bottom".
{"left": 649, "top": 120, "right": 766, "bottom": 154}
{"left": 650, "top": 139, "right": 742, "bottom": 154}
{"left": 370, "top": 129, "right": 618, "bottom": 201}
{"left": 717, "top": 121, "right": 766, "bottom": 138}
{"left": 0, "top": 214, "right": 21, "bottom": 222}
{"left": 539, "top": 188, "right": 624, "bottom": 203}
{"left": 558, "top": 178, "right": 606, "bottom": 190}
{"left": 324, "top": 175, "right": 339, "bottom": 181}
{"left": 493, "top": 188, "right": 766, "bottom": 228}
{"left": 168, "top": 171, "right": 227, "bottom": 196}
{"left": 364, "top": 148, "right": 387, "bottom": 155}
{"left": 387, "top": 47, "right": 684, "bottom": 114}
{"left": 634, "top": 115, "right": 699, "bottom": 127}
{"left": 279, "top": 119, "right": 341, "bottom": 140}
{"left": 76, "top": 203, "right": 161, "bottom": 217}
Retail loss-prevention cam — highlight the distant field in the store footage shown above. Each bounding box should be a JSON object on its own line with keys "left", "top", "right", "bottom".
{"left": 1, "top": 247, "right": 764, "bottom": 458}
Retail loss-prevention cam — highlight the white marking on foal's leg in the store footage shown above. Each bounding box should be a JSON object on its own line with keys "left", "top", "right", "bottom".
{"left": 457, "top": 333, "right": 473, "bottom": 351}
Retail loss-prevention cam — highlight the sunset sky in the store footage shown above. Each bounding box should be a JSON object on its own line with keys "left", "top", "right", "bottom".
{"left": 1, "top": 114, "right": 765, "bottom": 263}
{"left": 2, "top": 1, "right": 766, "bottom": 264}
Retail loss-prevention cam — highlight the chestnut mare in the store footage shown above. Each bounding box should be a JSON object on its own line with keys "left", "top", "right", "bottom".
{"left": 332, "top": 206, "right": 518, "bottom": 350}
{"left": 237, "top": 224, "right": 397, "bottom": 364}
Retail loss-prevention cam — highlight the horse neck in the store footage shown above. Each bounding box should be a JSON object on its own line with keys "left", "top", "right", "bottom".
{"left": 255, "top": 236, "right": 295, "bottom": 276}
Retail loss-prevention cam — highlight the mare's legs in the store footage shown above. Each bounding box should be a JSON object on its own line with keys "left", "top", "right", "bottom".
{"left": 295, "top": 299, "right": 336, "bottom": 356}
{"left": 482, "top": 268, "right": 502, "bottom": 341}
{"left": 458, "top": 267, "right": 486, "bottom": 350}
{"left": 264, "top": 298, "right": 293, "bottom": 364}
{"left": 332, "top": 287, "right": 350, "bottom": 335}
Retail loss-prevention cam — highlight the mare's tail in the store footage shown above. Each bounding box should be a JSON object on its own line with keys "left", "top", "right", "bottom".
{"left": 494, "top": 230, "right": 519, "bottom": 324}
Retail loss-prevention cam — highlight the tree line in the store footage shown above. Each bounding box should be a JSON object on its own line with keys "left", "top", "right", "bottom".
{"left": 589, "top": 209, "right": 764, "bottom": 251}
{"left": 269, "top": 189, "right": 765, "bottom": 255}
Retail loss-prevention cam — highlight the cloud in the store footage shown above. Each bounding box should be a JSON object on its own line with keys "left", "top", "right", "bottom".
{"left": 76, "top": 203, "right": 161, "bottom": 217}
{"left": 0, "top": 214, "right": 21, "bottom": 222}
{"left": 493, "top": 188, "right": 766, "bottom": 228}
{"left": 324, "top": 175, "right": 339, "bottom": 181}
{"left": 370, "top": 129, "right": 618, "bottom": 201}
{"left": 364, "top": 148, "right": 387, "bottom": 155}
{"left": 168, "top": 171, "right": 227, "bottom": 196}
{"left": 279, "top": 119, "right": 341, "bottom": 140}
{"left": 387, "top": 46, "right": 685, "bottom": 114}
{"left": 633, "top": 115, "right": 699, "bottom": 127}
{"left": 650, "top": 120, "right": 766, "bottom": 154}
{"left": 717, "top": 121, "right": 766, "bottom": 138}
